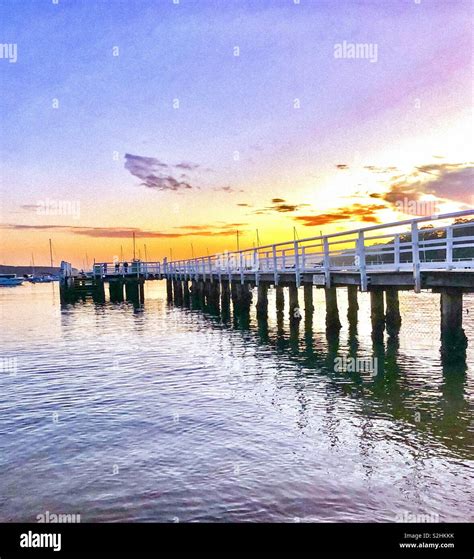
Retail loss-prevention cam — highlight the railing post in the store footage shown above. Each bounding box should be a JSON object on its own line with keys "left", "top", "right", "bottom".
{"left": 239, "top": 252, "right": 244, "bottom": 285}
{"left": 272, "top": 245, "right": 278, "bottom": 286}
{"left": 323, "top": 237, "right": 331, "bottom": 288}
{"left": 357, "top": 231, "right": 367, "bottom": 291}
{"left": 282, "top": 250, "right": 286, "bottom": 270}
{"left": 301, "top": 246, "right": 306, "bottom": 272}
{"left": 254, "top": 248, "right": 259, "bottom": 286}
{"left": 227, "top": 252, "right": 231, "bottom": 283}
{"left": 394, "top": 233, "right": 400, "bottom": 271}
{"left": 411, "top": 221, "right": 421, "bottom": 293}
{"left": 208, "top": 255, "right": 213, "bottom": 283}
{"left": 446, "top": 226, "right": 453, "bottom": 270}
{"left": 294, "top": 240, "right": 301, "bottom": 287}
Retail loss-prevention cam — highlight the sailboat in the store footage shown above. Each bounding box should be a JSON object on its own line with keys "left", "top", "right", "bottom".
{"left": 0, "top": 274, "right": 24, "bottom": 286}
{"left": 29, "top": 241, "right": 59, "bottom": 283}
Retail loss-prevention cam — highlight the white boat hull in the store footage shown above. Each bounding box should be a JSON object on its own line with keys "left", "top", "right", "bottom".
{"left": 0, "top": 278, "right": 24, "bottom": 286}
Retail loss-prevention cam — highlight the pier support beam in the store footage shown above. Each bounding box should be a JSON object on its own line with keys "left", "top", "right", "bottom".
{"left": 221, "top": 281, "right": 230, "bottom": 318}
{"left": 256, "top": 282, "right": 269, "bottom": 318}
{"left": 208, "top": 281, "right": 220, "bottom": 311}
{"left": 440, "top": 288, "right": 467, "bottom": 361}
{"left": 125, "top": 279, "right": 144, "bottom": 306}
{"left": 93, "top": 278, "right": 106, "bottom": 303}
{"left": 232, "top": 282, "right": 252, "bottom": 313}
{"left": 191, "top": 279, "right": 199, "bottom": 307}
{"left": 182, "top": 280, "right": 190, "bottom": 306}
{"left": 166, "top": 278, "right": 173, "bottom": 302}
{"left": 173, "top": 280, "right": 183, "bottom": 305}
{"left": 203, "top": 280, "right": 212, "bottom": 305}
{"left": 197, "top": 280, "right": 205, "bottom": 307}
{"left": 231, "top": 281, "right": 238, "bottom": 309}
{"left": 304, "top": 284, "right": 314, "bottom": 314}
{"left": 370, "top": 289, "right": 385, "bottom": 342}
{"left": 289, "top": 284, "right": 300, "bottom": 320}
{"left": 325, "top": 287, "right": 341, "bottom": 333}
{"left": 275, "top": 286, "right": 285, "bottom": 313}
{"left": 347, "top": 285, "right": 358, "bottom": 327}
{"left": 109, "top": 280, "right": 124, "bottom": 303}
{"left": 240, "top": 283, "right": 252, "bottom": 309}
{"left": 385, "top": 288, "right": 402, "bottom": 337}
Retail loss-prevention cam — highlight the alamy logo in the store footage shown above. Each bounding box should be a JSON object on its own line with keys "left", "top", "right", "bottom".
{"left": 0, "top": 43, "right": 17, "bottom": 63}
{"left": 334, "top": 355, "right": 378, "bottom": 377}
{"left": 395, "top": 511, "right": 440, "bottom": 523}
{"left": 20, "top": 531, "right": 61, "bottom": 552}
{"left": 37, "top": 198, "right": 81, "bottom": 219}
{"left": 334, "top": 41, "right": 378, "bottom": 63}
{"left": 0, "top": 357, "right": 18, "bottom": 375}
{"left": 37, "top": 510, "right": 81, "bottom": 523}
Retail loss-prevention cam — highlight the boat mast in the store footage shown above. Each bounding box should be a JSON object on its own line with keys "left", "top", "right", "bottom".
{"left": 49, "top": 239, "right": 53, "bottom": 269}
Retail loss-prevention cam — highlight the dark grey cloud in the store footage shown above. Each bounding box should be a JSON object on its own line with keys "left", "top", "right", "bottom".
{"left": 124, "top": 154, "right": 226, "bottom": 192}
{"left": 175, "top": 162, "right": 200, "bottom": 171}
{"left": 370, "top": 162, "right": 473, "bottom": 207}
{"left": 213, "top": 186, "right": 244, "bottom": 193}
{"left": 124, "top": 153, "right": 193, "bottom": 191}
{"left": 253, "top": 198, "right": 310, "bottom": 215}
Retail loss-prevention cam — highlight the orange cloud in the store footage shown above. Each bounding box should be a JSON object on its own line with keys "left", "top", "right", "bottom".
{"left": 294, "top": 203, "right": 386, "bottom": 227}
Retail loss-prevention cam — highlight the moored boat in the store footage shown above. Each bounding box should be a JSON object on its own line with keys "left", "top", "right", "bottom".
{"left": 0, "top": 274, "right": 24, "bottom": 286}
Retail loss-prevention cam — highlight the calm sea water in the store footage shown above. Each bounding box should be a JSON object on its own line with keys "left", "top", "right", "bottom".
{"left": 0, "top": 282, "right": 473, "bottom": 522}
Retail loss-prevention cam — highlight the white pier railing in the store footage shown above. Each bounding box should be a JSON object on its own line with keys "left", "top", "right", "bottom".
{"left": 160, "top": 210, "right": 474, "bottom": 293}
{"left": 92, "top": 261, "right": 162, "bottom": 278}
{"left": 91, "top": 210, "right": 474, "bottom": 293}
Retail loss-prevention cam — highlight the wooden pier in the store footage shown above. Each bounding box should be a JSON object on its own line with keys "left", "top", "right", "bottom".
{"left": 61, "top": 210, "right": 474, "bottom": 359}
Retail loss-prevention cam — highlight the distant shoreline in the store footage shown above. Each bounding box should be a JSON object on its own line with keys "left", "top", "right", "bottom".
{"left": 0, "top": 265, "right": 60, "bottom": 276}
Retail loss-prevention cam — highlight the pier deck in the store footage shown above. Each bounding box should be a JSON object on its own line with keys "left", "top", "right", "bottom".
{"left": 61, "top": 210, "right": 474, "bottom": 359}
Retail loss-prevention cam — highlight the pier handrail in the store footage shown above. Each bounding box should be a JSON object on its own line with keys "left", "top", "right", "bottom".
{"left": 162, "top": 209, "right": 474, "bottom": 292}
{"left": 92, "top": 209, "right": 474, "bottom": 293}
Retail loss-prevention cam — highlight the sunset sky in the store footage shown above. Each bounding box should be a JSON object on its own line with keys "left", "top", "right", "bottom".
{"left": 1, "top": 0, "right": 472, "bottom": 268}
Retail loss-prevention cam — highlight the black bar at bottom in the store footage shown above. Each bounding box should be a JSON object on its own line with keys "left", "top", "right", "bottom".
{"left": 0, "top": 522, "right": 471, "bottom": 557}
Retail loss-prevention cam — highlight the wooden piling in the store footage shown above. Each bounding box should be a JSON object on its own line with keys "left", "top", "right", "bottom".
{"left": 440, "top": 288, "right": 467, "bottom": 360}
{"left": 221, "top": 281, "right": 230, "bottom": 320}
{"left": 256, "top": 282, "right": 269, "bottom": 318}
{"left": 325, "top": 287, "right": 341, "bottom": 333}
{"left": 240, "top": 283, "right": 252, "bottom": 309}
{"left": 370, "top": 289, "right": 385, "bottom": 342}
{"left": 385, "top": 288, "right": 401, "bottom": 337}
{"left": 198, "top": 280, "right": 205, "bottom": 306}
{"left": 166, "top": 278, "right": 173, "bottom": 302}
{"left": 276, "top": 286, "right": 285, "bottom": 313}
{"left": 125, "top": 279, "right": 139, "bottom": 302}
{"left": 208, "top": 281, "right": 220, "bottom": 311}
{"left": 173, "top": 280, "right": 183, "bottom": 305}
{"left": 109, "top": 279, "right": 124, "bottom": 302}
{"left": 289, "top": 284, "right": 300, "bottom": 320}
{"left": 304, "top": 284, "right": 314, "bottom": 314}
{"left": 182, "top": 280, "right": 190, "bottom": 305}
{"left": 347, "top": 285, "right": 358, "bottom": 326}
{"left": 191, "top": 279, "right": 199, "bottom": 307}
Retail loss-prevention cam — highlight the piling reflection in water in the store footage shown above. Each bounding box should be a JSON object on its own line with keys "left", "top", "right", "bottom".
{"left": 58, "top": 279, "right": 472, "bottom": 456}
{"left": 165, "top": 281, "right": 472, "bottom": 456}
